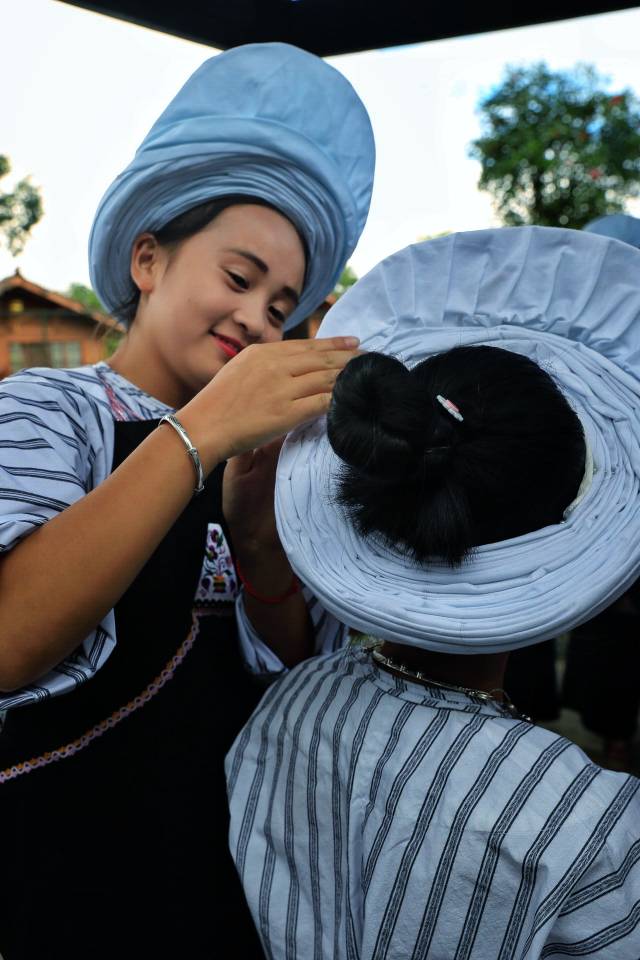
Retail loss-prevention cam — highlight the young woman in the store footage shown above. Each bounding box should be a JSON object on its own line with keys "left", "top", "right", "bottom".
{"left": 228, "top": 226, "right": 640, "bottom": 959}
{"left": 0, "top": 43, "right": 374, "bottom": 958}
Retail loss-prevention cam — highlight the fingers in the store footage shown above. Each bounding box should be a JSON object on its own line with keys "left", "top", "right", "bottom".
{"left": 261, "top": 436, "right": 286, "bottom": 456}
{"left": 250, "top": 437, "right": 285, "bottom": 471}
{"left": 290, "top": 392, "right": 332, "bottom": 423}
{"left": 288, "top": 368, "right": 343, "bottom": 400}
{"left": 228, "top": 438, "right": 285, "bottom": 470}
{"left": 265, "top": 335, "right": 360, "bottom": 356}
{"left": 225, "top": 449, "right": 255, "bottom": 476}
{"left": 189, "top": 335, "right": 362, "bottom": 462}
{"left": 286, "top": 349, "right": 360, "bottom": 378}
{"left": 303, "top": 335, "right": 360, "bottom": 351}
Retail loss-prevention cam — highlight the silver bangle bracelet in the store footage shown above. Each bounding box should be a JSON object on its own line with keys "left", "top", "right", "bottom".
{"left": 159, "top": 414, "right": 205, "bottom": 495}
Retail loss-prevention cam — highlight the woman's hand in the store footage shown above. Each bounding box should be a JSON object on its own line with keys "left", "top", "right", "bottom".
{"left": 223, "top": 437, "right": 313, "bottom": 667}
{"left": 0, "top": 338, "right": 358, "bottom": 689}
{"left": 177, "top": 336, "right": 359, "bottom": 471}
{"left": 223, "top": 438, "right": 284, "bottom": 557}
{"left": 223, "top": 437, "right": 296, "bottom": 605}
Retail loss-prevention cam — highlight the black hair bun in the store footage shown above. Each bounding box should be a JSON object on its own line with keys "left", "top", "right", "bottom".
{"left": 327, "top": 353, "right": 419, "bottom": 480}
{"left": 327, "top": 351, "right": 467, "bottom": 565}
{"left": 324, "top": 345, "right": 585, "bottom": 567}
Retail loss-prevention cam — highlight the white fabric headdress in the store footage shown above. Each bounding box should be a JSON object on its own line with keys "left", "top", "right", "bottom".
{"left": 276, "top": 226, "right": 640, "bottom": 653}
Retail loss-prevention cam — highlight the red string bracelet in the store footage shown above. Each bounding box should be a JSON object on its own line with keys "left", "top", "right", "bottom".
{"left": 235, "top": 560, "right": 300, "bottom": 605}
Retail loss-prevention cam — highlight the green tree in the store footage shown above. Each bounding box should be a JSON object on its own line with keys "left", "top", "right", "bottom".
{"left": 470, "top": 63, "right": 640, "bottom": 229}
{"left": 0, "top": 155, "right": 43, "bottom": 255}
{"left": 417, "top": 230, "right": 452, "bottom": 242}
{"left": 333, "top": 264, "right": 358, "bottom": 298}
{"left": 65, "top": 282, "right": 106, "bottom": 314}
{"left": 65, "top": 283, "right": 122, "bottom": 356}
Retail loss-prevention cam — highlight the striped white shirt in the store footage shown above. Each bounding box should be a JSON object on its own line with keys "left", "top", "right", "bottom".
{"left": 227, "top": 645, "right": 640, "bottom": 959}
{"left": 0, "top": 362, "right": 346, "bottom": 713}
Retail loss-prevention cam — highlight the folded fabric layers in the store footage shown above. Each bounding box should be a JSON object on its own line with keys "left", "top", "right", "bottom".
{"left": 89, "top": 43, "right": 375, "bottom": 330}
{"left": 585, "top": 212, "right": 640, "bottom": 248}
{"left": 276, "top": 226, "right": 640, "bottom": 653}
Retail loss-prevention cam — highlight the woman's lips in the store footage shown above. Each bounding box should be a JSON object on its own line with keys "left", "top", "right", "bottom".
{"left": 211, "top": 333, "right": 242, "bottom": 359}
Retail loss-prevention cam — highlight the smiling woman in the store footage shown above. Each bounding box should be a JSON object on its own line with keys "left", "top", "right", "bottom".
{"left": 0, "top": 42, "right": 374, "bottom": 960}
{"left": 109, "top": 202, "right": 307, "bottom": 407}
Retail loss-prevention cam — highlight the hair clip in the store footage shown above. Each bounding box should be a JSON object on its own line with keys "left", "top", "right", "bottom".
{"left": 436, "top": 394, "right": 464, "bottom": 422}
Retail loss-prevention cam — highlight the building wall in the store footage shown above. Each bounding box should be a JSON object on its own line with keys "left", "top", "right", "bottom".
{"left": 0, "top": 291, "right": 116, "bottom": 378}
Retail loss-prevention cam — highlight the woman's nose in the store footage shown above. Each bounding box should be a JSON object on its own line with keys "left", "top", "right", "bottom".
{"left": 232, "top": 300, "right": 267, "bottom": 340}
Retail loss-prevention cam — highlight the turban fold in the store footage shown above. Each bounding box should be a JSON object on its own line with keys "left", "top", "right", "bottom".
{"left": 89, "top": 43, "right": 375, "bottom": 329}
{"left": 585, "top": 212, "right": 640, "bottom": 249}
{"left": 276, "top": 227, "right": 640, "bottom": 653}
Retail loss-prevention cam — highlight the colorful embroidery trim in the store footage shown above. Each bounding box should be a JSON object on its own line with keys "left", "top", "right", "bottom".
{"left": 0, "top": 616, "right": 201, "bottom": 785}
{"left": 97, "top": 373, "right": 142, "bottom": 422}
{"left": 194, "top": 523, "right": 239, "bottom": 610}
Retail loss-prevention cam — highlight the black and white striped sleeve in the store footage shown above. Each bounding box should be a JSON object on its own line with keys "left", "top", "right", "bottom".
{"left": 543, "top": 802, "right": 640, "bottom": 959}
{"left": 0, "top": 369, "right": 113, "bottom": 549}
{"left": 235, "top": 585, "right": 349, "bottom": 677}
{"left": 0, "top": 368, "right": 116, "bottom": 711}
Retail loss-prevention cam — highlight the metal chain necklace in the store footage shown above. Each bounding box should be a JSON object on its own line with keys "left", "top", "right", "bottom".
{"left": 370, "top": 647, "right": 532, "bottom": 722}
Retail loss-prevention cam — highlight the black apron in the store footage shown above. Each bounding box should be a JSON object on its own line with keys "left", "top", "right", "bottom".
{"left": 0, "top": 420, "right": 265, "bottom": 959}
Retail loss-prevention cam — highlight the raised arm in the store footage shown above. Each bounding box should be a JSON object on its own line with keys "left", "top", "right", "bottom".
{"left": 0, "top": 337, "right": 357, "bottom": 691}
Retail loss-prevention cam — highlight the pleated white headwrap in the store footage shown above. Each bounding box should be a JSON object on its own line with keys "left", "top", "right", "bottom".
{"left": 89, "top": 43, "right": 375, "bottom": 330}
{"left": 276, "top": 226, "right": 640, "bottom": 653}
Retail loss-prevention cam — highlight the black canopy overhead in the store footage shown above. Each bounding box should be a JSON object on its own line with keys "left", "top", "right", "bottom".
{"left": 58, "top": 0, "right": 639, "bottom": 56}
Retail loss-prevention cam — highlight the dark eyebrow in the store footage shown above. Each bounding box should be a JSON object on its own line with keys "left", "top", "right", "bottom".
{"left": 226, "top": 248, "right": 300, "bottom": 307}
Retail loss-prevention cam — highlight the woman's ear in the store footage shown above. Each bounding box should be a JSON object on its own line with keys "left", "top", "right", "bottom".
{"left": 130, "top": 233, "right": 163, "bottom": 294}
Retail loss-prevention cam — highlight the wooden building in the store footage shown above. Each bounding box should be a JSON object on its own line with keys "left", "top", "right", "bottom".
{"left": 0, "top": 270, "right": 124, "bottom": 379}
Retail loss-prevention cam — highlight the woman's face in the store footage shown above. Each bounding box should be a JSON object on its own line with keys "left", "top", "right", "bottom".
{"left": 131, "top": 203, "right": 306, "bottom": 405}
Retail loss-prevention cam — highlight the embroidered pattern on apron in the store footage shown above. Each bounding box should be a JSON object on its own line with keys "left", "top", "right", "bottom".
{"left": 194, "top": 523, "right": 239, "bottom": 613}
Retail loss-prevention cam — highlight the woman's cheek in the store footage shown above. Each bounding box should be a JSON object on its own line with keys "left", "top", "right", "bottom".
{"left": 268, "top": 323, "right": 286, "bottom": 343}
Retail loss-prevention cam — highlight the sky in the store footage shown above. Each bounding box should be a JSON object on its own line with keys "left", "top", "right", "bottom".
{"left": 2, "top": 0, "right": 640, "bottom": 296}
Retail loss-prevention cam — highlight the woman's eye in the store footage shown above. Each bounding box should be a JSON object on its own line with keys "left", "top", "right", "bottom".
{"left": 227, "top": 271, "right": 249, "bottom": 290}
{"left": 269, "top": 306, "right": 286, "bottom": 326}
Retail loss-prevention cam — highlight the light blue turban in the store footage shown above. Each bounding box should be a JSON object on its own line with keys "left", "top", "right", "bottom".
{"left": 584, "top": 212, "right": 640, "bottom": 250}
{"left": 89, "top": 43, "right": 375, "bottom": 329}
{"left": 276, "top": 226, "right": 640, "bottom": 653}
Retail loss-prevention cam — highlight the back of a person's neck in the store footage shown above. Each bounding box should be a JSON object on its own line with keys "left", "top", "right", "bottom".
{"left": 380, "top": 641, "right": 509, "bottom": 696}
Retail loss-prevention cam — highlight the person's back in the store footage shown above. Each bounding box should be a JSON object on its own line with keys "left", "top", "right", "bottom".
{"left": 226, "top": 227, "right": 640, "bottom": 959}
{"left": 229, "top": 644, "right": 638, "bottom": 958}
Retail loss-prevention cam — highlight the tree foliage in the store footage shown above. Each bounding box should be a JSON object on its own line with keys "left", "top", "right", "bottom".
{"left": 470, "top": 63, "right": 640, "bottom": 229}
{"left": 333, "top": 264, "right": 358, "bottom": 298}
{"left": 66, "top": 282, "right": 106, "bottom": 314}
{"left": 66, "top": 283, "right": 121, "bottom": 356}
{"left": 418, "top": 230, "right": 452, "bottom": 242}
{"left": 0, "top": 155, "right": 43, "bottom": 255}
